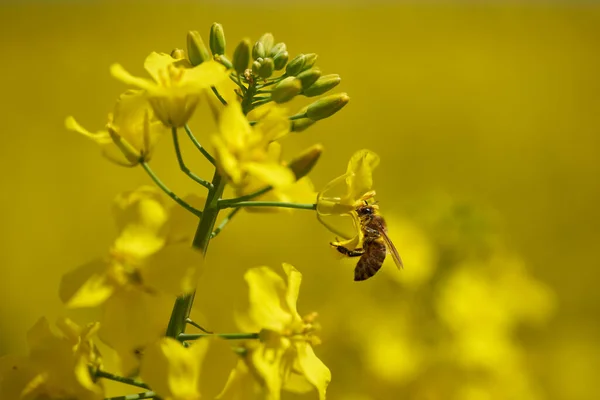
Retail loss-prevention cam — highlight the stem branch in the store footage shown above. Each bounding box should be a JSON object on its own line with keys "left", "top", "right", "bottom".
{"left": 219, "top": 201, "right": 317, "bottom": 210}
{"left": 184, "top": 124, "right": 216, "bottom": 166}
{"left": 171, "top": 127, "right": 212, "bottom": 189}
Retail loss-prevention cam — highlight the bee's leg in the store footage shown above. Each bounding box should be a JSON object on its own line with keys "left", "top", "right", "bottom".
{"left": 331, "top": 243, "right": 365, "bottom": 257}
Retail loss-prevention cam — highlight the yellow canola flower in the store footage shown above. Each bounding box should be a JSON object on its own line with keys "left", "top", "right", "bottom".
{"left": 0, "top": 317, "right": 103, "bottom": 400}
{"left": 110, "top": 52, "right": 228, "bottom": 127}
{"left": 231, "top": 263, "right": 330, "bottom": 400}
{"left": 60, "top": 186, "right": 201, "bottom": 308}
{"left": 212, "top": 102, "right": 296, "bottom": 191}
{"left": 140, "top": 337, "right": 209, "bottom": 400}
{"left": 66, "top": 90, "right": 167, "bottom": 166}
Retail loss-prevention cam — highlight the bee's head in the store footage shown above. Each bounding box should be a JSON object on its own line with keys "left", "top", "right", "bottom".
{"left": 356, "top": 204, "right": 376, "bottom": 216}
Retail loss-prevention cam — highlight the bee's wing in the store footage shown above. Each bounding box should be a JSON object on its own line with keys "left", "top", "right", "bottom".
{"left": 374, "top": 220, "right": 404, "bottom": 269}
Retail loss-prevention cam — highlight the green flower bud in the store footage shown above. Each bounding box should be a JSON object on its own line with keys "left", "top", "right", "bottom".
{"left": 215, "top": 54, "right": 233, "bottom": 70}
{"left": 269, "top": 42, "right": 287, "bottom": 57}
{"left": 258, "top": 33, "right": 275, "bottom": 54}
{"left": 297, "top": 68, "right": 321, "bottom": 89}
{"left": 302, "top": 53, "right": 318, "bottom": 70}
{"left": 209, "top": 23, "right": 226, "bottom": 55}
{"left": 187, "top": 30, "right": 211, "bottom": 66}
{"left": 288, "top": 144, "right": 323, "bottom": 179}
{"left": 303, "top": 74, "right": 341, "bottom": 97}
{"left": 291, "top": 118, "right": 316, "bottom": 133}
{"left": 286, "top": 54, "right": 306, "bottom": 76}
{"left": 252, "top": 41, "right": 266, "bottom": 60}
{"left": 252, "top": 60, "right": 261, "bottom": 75}
{"left": 233, "top": 38, "right": 251, "bottom": 74}
{"left": 271, "top": 77, "right": 302, "bottom": 104}
{"left": 273, "top": 51, "right": 289, "bottom": 70}
{"left": 258, "top": 57, "right": 274, "bottom": 79}
{"left": 306, "top": 93, "right": 350, "bottom": 121}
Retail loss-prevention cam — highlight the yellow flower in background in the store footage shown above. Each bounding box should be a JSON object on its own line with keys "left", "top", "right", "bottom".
{"left": 0, "top": 317, "right": 103, "bottom": 400}
{"left": 110, "top": 52, "right": 228, "bottom": 127}
{"left": 66, "top": 90, "right": 167, "bottom": 166}
{"left": 212, "top": 102, "right": 296, "bottom": 191}
{"left": 140, "top": 337, "right": 209, "bottom": 400}
{"left": 233, "top": 264, "right": 330, "bottom": 400}
{"left": 60, "top": 186, "right": 201, "bottom": 308}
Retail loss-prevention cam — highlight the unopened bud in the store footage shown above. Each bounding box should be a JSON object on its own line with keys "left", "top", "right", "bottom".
{"left": 251, "top": 60, "right": 261, "bottom": 75}
{"left": 303, "top": 74, "right": 341, "bottom": 97}
{"left": 187, "top": 31, "right": 211, "bottom": 66}
{"left": 170, "top": 48, "right": 186, "bottom": 60}
{"left": 269, "top": 42, "right": 287, "bottom": 57}
{"left": 291, "top": 118, "right": 316, "bottom": 132}
{"left": 306, "top": 93, "right": 350, "bottom": 121}
{"left": 286, "top": 54, "right": 306, "bottom": 76}
{"left": 215, "top": 54, "right": 233, "bottom": 70}
{"left": 209, "top": 23, "right": 226, "bottom": 55}
{"left": 252, "top": 41, "right": 265, "bottom": 60}
{"left": 271, "top": 77, "right": 302, "bottom": 103}
{"left": 302, "top": 53, "right": 318, "bottom": 70}
{"left": 258, "top": 33, "right": 275, "bottom": 54}
{"left": 258, "top": 57, "right": 274, "bottom": 78}
{"left": 297, "top": 68, "right": 321, "bottom": 89}
{"left": 233, "top": 38, "right": 251, "bottom": 74}
{"left": 273, "top": 51, "right": 289, "bottom": 70}
{"left": 288, "top": 144, "right": 324, "bottom": 179}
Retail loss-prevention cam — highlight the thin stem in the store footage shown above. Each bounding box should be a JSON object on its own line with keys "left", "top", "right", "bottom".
{"left": 96, "top": 370, "right": 150, "bottom": 390}
{"left": 179, "top": 332, "right": 260, "bottom": 341}
{"left": 171, "top": 127, "right": 212, "bottom": 189}
{"left": 211, "top": 207, "right": 241, "bottom": 238}
{"left": 140, "top": 161, "right": 202, "bottom": 217}
{"left": 251, "top": 99, "right": 271, "bottom": 109}
{"left": 230, "top": 73, "right": 247, "bottom": 93}
{"left": 184, "top": 124, "right": 215, "bottom": 166}
{"left": 219, "top": 201, "right": 317, "bottom": 210}
{"left": 104, "top": 392, "right": 156, "bottom": 400}
{"left": 186, "top": 318, "right": 213, "bottom": 334}
{"left": 289, "top": 112, "right": 308, "bottom": 120}
{"left": 218, "top": 186, "right": 272, "bottom": 207}
{"left": 256, "top": 75, "right": 286, "bottom": 89}
{"left": 211, "top": 86, "right": 228, "bottom": 106}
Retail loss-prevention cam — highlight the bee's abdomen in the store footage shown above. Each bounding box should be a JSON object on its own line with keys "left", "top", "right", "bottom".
{"left": 354, "top": 240, "right": 386, "bottom": 281}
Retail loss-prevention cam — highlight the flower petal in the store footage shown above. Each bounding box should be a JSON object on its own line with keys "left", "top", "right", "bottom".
{"left": 218, "top": 102, "right": 252, "bottom": 150}
{"left": 143, "top": 52, "right": 177, "bottom": 83}
{"left": 295, "top": 343, "right": 331, "bottom": 400}
{"left": 65, "top": 116, "right": 112, "bottom": 144}
{"left": 245, "top": 162, "right": 295, "bottom": 188}
{"left": 59, "top": 258, "right": 114, "bottom": 308}
{"left": 242, "top": 267, "right": 291, "bottom": 332}
{"left": 183, "top": 59, "right": 228, "bottom": 89}
{"left": 282, "top": 263, "right": 302, "bottom": 318}
{"left": 142, "top": 243, "right": 202, "bottom": 295}
{"left": 345, "top": 149, "right": 380, "bottom": 203}
{"left": 110, "top": 63, "right": 156, "bottom": 92}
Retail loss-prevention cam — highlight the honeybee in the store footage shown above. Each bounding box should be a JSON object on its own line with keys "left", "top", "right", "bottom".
{"left": 332, "top": 202, "right": 403, "bottom": 281}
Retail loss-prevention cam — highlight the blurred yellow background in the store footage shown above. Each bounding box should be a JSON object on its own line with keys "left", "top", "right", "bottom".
{"left": 1, "top": 1, "right": 599, "bottom": 399}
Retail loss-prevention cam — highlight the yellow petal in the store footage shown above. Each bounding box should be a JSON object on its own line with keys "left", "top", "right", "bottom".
{"left": 244, "top": 162, "right": 295, "bottom": 188}
{"left": 216, "top": 360, "right": 258, "bottom": 400}
{"left": 142, "top": 243, "right": 202, "bottom": 295}
{"left": 295, "top": 343, "right": 331, "bottom": 400}
{"left": 59, "top": 259, "right": 114, "bottom": 308}
{"left": 243, "top": 267, "right": 292, "bottom": 332}
{"left": 212, "top": 135, "right": 243, "bottom": 185}
{"left": 183, "top": 59, "right": 228, "bottom": 89}
{"left": 143, "top": 52, "right": 177, "bottom": 83}
{"left": 218, "top": 102, "right": 252, "bottom": 150}
{"left": 65, "top": 116, "right": 112, "bottom": 144}
{"left": 282, "top": 263, "right": 302, "bottom": 318}
{"left": 345, "top": 149, "right": 380, "bottom": 203}
{"left": 110, "top": 63, "right": 156, "bottom": 91}
{"left": 140, "top": 337, "right": 207, "bottom": 400}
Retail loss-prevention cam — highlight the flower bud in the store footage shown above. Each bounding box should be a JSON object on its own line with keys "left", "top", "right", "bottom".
{"left": 215, "top": 54, "right": 233, "bottom": 70}
{"left": 252, "top": 41, "right": 266, "bottom": 60}
{"left": 170, "top": 48, "right": 186, "bottom": 60}
{"left": 233, "top": 38, "right": 251, "bottom": 74}
{"left": 269, "top": 42, "right": 287, "bottom": 57}
{"left": 288, "top": 144, "right": 323, "bottom": 179}
{"left": 303, "top": 74, "right": 341, "bottom": 97}
{"left": 209, "top": 23, "right": 226, "bottom": 55}
{"left": 258, "top": 33, "right": 275, "bottom": 54}
{"left": 258, "top": 57, "right": 274, "bottom": 78}
{"left": 302, "top": 53, "right": 318, "bottom": 70}
{"left": 297, "top": 68, "right": 321, "bottom": 89}
{"left": 291, "top": 118, "right": 316, "bottom": 132}
{"left": 273, "top": 51, "right": 289, "bottom": 70}
{"left": 286, "top": 54, "right": 306, "bottom": 76}
{"left": 271, "top": 77, "right": 302, "bottom": 104}
{"left": 186, "top": 30, "right": 211, "bottom": 66}
{"left": 306, "top": 93, "right": 350, "bottom": 121}
{"left": 252, "top": 60, "right": 261, "bottom": 75}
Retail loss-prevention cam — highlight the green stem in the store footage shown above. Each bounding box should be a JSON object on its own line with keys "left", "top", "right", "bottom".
{"left": 251, "top": 99, "right": 271, "bottom": 109}
{"left": 220, "top": 201, "right": 317, "bottom": 210}
{"left": 96, "top": 370, "right": 150, "bottom": 390}
{"left": 211, "top": 86, "right": 228, "bottom": 106}
{"left": 289, "top": 112, "right": 308, "bottom": 120}
{"left": 184, "top": 124, "right": 216, "bottom": 166}
{"left": 179, "top": 332, "right": 260, "bottom": 341}
{"left": 171, "top": 127, "right": 212, "bottom": 189}
{"left": 218, "top": 186, "right": 272, "bottom": 207}
{"left": 104, "top": 392, "right": 156, "bottom": 400}
{"left": 140, "top": 161, "right": 202, "bottom": 217}
{"left": 186, "top": 318, "right": 213, "bottom": 333}
{"left": 211, "top": 207, "right": 241, "bottom": 238}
